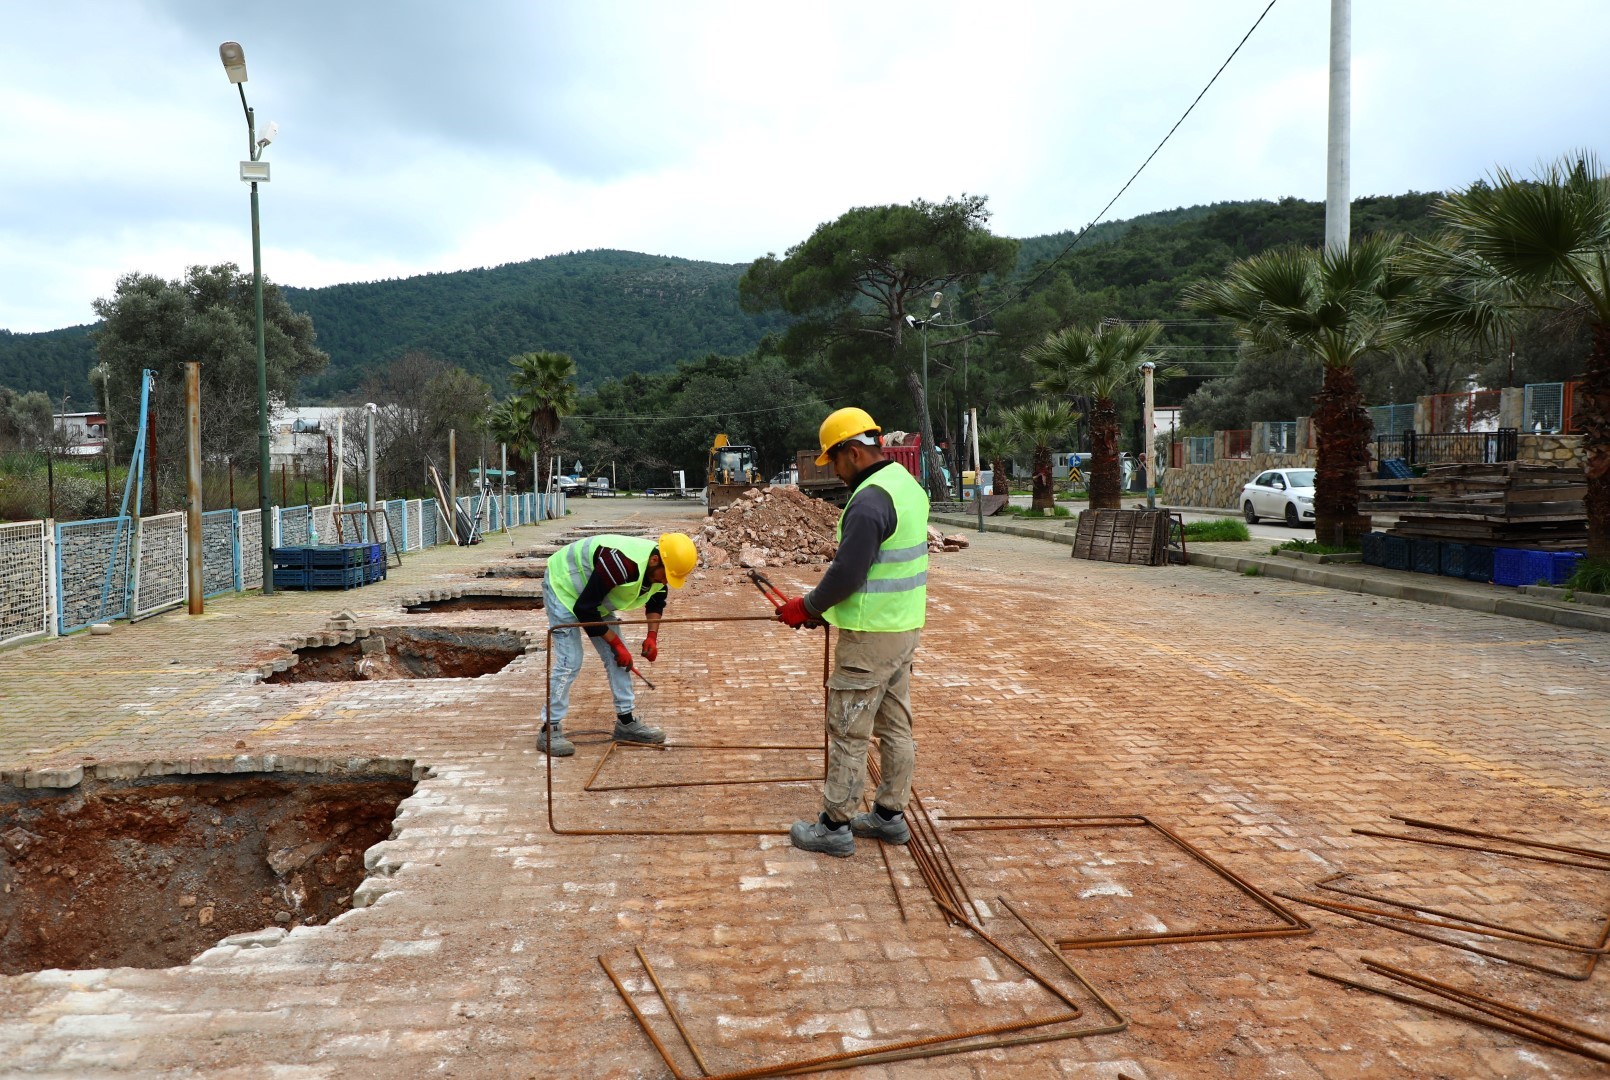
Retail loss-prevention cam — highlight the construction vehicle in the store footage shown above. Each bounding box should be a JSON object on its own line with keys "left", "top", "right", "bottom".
{"left": 706, "top": 434, "right": 766, "bottom": 514}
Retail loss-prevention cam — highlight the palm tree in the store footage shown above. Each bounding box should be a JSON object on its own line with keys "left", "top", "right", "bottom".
{"left": 1182, "top": 235, "right": 1415, "bottom": 545}
{"left": 977, "top": 425, "right": 1021, "bottom": 497}
{"left": 486, "top": 397, "right": 535, "bottom": 488}
{"left": 1025, "top": 321, "right": 1174, "bottom": 510}
{"left": 1407, "top": 153, "right": 1610, "bottom": 561}
{"left": 508, "top": 351, "right": 578, "bottom": 493}
{"left": 1000, "top": 400, "right": 1081, "bottom": 511}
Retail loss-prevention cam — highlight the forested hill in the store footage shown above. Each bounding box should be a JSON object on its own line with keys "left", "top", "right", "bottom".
{"left": 283, "top": 250, "right": 790, "bottom": 399}
{"left": 0, "top": 194, "right": 1445, "bottom": 404}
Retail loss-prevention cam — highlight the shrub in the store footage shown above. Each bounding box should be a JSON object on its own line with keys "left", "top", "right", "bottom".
{"left": 1565, "top": 558, "right": 1610, "bottom": 595}
{"left": 1182, "top": 519, "right": 1251, "bottom": 542}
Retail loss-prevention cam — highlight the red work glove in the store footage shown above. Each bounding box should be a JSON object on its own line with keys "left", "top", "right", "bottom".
{"left": 607, "top": 635, "right": 633, "bottom": 670}
{"left": 641, "top": 631, "right": 658, "bottom": 663}
{"left": 777, "top": 596, "right": 814, "bottom": 629}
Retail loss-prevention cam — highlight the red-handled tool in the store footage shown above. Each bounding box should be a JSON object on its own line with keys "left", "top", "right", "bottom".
{"left": 747, "top": 569, "right": 788, "bottom": 610}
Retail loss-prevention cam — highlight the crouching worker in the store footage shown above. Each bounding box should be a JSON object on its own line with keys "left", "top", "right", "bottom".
{"left": 537, "top": 531, "right": 698, "bottom": 756}
{"left": 776, "top": 407, "right": 929, "bottom": 856}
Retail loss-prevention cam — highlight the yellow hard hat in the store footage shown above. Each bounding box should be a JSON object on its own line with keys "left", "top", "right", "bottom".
{"left": 657, "top": 532, "right": 697, "bottom": 589}
{"left": 815, "top": 407, "right": 881, "bottom": 466}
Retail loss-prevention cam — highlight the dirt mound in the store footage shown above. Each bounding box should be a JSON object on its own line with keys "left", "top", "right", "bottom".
{"left": 696, "top": 486, "right": 971, "bottom": 569}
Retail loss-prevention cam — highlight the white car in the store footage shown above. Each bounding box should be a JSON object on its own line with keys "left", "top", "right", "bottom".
{"left": 1240, "top": 468, "right": 1315, "bottom": 527}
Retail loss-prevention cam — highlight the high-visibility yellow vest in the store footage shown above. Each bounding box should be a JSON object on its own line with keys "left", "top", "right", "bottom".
{"left": 548, "top": 534, "right": 664, "bottom": 617}
{"left": 822, "top": 464, "right": 929, "bottom": 632}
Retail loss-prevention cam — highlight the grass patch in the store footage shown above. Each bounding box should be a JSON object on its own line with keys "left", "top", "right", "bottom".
{"left": 1006, "top": 505, "right": 1073, "bottom": 519}
{"left": 1565, "top": 557, "right": 1610, "bottom": 595}
{"left": 1242, "top": 565, "right": 1261, "bottom": 577}
{"left": 1182, "top": 519, "right": 1251, "bottom": 542}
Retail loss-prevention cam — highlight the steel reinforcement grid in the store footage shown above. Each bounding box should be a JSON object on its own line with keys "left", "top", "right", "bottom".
{"left": 0, "top": 519, "right": 51, "bottom": 648}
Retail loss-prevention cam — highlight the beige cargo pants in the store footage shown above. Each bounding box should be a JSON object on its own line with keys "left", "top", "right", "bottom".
{"left": 821, "top": 627, "right": 920, "bottom": 823}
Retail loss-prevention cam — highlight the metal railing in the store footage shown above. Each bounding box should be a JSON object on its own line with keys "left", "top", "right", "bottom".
{"left": 1375, "top": 428, "right": 1518, "bottom": 466}
{"left": 1223, "top": 430, "right": 1252, "bottom": 459}
{"left": 1368, "top": 404, "right": 1416, "bottom": 438}
{"left": 1262, "top": 422, "right": 1298, "bottom": 454}
{"left": 1183, "top": 437, "right": 1214, "bottom": 465}
{"left": 1427, "top": 390, "right": 1502, "bottom": 434}
{"left": 1523, "top": 381, "right": 1584, "bottom": 434}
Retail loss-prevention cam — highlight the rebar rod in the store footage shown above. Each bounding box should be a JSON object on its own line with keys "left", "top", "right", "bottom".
{"left": 1389, "top": 815, "right": 1610, "bottom": 863}
{"left": 1311, "top": 875, "right": 1608, "bottom": 954}
{"left": 1362, "top": 959, "right": 1610, "bottom": 1045}
{"left": 1353, "top": 828, "right": 1610, "bottom": 872}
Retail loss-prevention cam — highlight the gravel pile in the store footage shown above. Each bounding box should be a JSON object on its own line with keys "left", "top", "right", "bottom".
{"left": 696, "top": 486, "right": 970, "bottom": 569}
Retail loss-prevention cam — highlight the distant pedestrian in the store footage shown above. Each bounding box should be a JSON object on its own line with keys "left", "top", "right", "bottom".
{"left": 776, "top": 407, "right": 929, "bottom": 857}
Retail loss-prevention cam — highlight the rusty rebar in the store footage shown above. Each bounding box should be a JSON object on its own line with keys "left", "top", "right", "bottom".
{"left": 1315, "top": 873, "right": 1608, "bottom": 954}
{"left": 1278, "top": 890, "right": 1602, "bottom": 980}
{"left": 601, "top": 896, "right": 1127, "bottom": 1080}
{"left": 1353, "top": 828, "right": 1610, "bottom": 872}
{"left": 584, "top": 740, "right": 825, "bottom": 792}
{"left": 1362, "top": 959, "right": 1610, "bottom": 1046}
{"left": 1309, "top": 967, "right": 1610, "bottom": 1066}
{"left": 1389, "top": 815, "right": 1610, "bottom": 864}
{"left": 544, "top": 615, "right": 832, "bottom": 837}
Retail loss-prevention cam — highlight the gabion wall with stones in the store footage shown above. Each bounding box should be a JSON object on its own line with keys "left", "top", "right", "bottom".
{"left": 0, "top": 520, "right": 50, "bottom": 647}
{"left": 202, "top": 510, "right": 237, "bottom": 597}
{"left": 279, "top": 506, "right": 310, "bottom": 546}
{"left": 239, "top": 510, "right": 264, "bottom": 589}
{"left": 133, "top": 513, "right": 186, "bottom": 618}
{"left": 57, "top": 517, "right": 133, "bottom": 631}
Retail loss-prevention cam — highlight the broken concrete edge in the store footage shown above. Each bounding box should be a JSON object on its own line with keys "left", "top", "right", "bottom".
{"left": 1274, "top": 549, "right": 1362, "bottom": 564}
{"left": 395, "top": 585, "right": 545, "bottom": 609}
{"left": 251, "top": 623, "right": 545, "bottom": 680}
{"left": 0, "top": 756, "right": 434, "bottom": 792}
{"left": 1185, "top": 551, "right": 1610, "bottom": 633}
{"left": 1519, "top": 583, "right": 1610, "bottom": 609}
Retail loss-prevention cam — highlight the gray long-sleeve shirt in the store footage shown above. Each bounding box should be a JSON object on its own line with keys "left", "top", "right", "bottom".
{"left": 803, "top": 460, "right": 900, "bottom": 617}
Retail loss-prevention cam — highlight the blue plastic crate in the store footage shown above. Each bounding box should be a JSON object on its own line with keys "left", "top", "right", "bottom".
{"left": 307, "top": 544, "right": 368, "bottom": 568}
{"left": 1361, "top": 532, "right": 1386, "bottom": 567}
{"left": 1410, "top": 538, "right": 1441, "bottom": 575}
{"left": 270, "top": 546, "right": 309, "bottom": 569}
{"left": 1382, "top": 535, "right": 1411, "bottom": 571}
{"left": 1440, "top": 541, "right": 1468, "bottom": 579}
{"left": 1463, "top": 544, "right": 1494, "bottom": 583}
{"left": 1493, "top": 548, "right": 1553, "bottom": 587}
{"left": 271, "top": 567, "right": 310, "bottom": 589}
{"left": 308, "top": 565, "right": 367, "bottom": 590}
{"left": 1551, "top": 552, "right": 1586, "bottom": 585}
{"left": 365, "top": 563, "right": 387, "bottom": 584}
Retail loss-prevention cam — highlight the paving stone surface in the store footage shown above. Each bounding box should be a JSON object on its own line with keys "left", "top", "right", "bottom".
{"left": 0, "top": 500, "right": 1606, "bottom": 1078}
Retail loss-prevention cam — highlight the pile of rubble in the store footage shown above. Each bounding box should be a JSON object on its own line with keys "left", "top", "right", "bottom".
{"left": 696, "top": 486, "right": 970, "bottom": 569}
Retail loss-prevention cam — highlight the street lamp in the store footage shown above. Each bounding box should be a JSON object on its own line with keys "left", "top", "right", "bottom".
{"left": 219, "top": 41, "right": 275, "bottom": 593}
{"left": 905, "top": 290, "right": 944, "bottom": 497}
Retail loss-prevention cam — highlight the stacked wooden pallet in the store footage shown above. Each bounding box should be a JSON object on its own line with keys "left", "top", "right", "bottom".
{"left": 1072, "top": 508, "right": 1174, "bottom": 565}
{"left": 1360, "top": 462, "right": 1586, "bottom": 549}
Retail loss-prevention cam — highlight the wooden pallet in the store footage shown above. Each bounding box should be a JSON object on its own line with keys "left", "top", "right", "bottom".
{"left": 1072, "top": 509, "right": 1172, "bottom": 566}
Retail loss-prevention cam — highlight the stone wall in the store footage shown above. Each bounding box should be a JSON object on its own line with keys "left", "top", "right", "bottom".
{"left": 58, "top": 518, "right": 132, "bottom": 630}
{"left": 133, "top": 513, "right": 186, "bottom": 616}
{"left": 1517, "top": 434, "right": 1584, "bottom": 468}
{"left": 1160, "top": 450, "right": 1317, "bottom": 510}
{"left": 202, "top": 510, "right": 236, "bottom": 596}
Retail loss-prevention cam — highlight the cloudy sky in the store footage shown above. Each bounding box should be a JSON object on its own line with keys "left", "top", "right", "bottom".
{"left": 2, "top": 1, "right": 1606, "bottom": 332}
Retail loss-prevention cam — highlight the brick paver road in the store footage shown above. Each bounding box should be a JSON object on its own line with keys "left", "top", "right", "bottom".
{"left": 1, "top": 500, "right": 1606, "bottom": 1078}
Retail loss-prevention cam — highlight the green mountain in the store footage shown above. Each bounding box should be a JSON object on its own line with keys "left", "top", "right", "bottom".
{"left": 0, "top": 195, "right": 1447, "bottom": 407}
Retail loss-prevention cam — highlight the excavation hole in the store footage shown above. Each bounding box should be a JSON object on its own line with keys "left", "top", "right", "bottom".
{"left": 404, "top": 592, "right": 544, "bottom": 614}
{"left": 0, "top": 768, "right": 416, "bottom": 974}
{"left": 265, "top": 626, "right": 526, "bottom": 683}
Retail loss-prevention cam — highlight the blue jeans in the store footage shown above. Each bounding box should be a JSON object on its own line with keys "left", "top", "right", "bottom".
{"left": 541, "top": 574, "right": 633, "bottom": 729}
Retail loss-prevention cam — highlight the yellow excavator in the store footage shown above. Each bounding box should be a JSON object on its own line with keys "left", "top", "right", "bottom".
{"left": 706, "top": 433, "right": 765, "bottom": 514}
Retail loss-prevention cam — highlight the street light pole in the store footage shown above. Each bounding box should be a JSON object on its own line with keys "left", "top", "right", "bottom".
{"left": 220, "top": 41, "right": 275, "bottom": 592}
{"left": 912, "top": 290, "right": 944, "bottom": 500}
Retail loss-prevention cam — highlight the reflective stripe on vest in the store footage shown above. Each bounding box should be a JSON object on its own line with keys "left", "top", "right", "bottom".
{"left": 822, "top": 463, "right": 930, "bottom": 632}
{"left": 547, "top": 534, "right": 664, "bottom": 617}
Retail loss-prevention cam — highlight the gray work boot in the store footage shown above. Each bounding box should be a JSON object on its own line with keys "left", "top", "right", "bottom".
{"left": 536, "top": 725, "right": 575, "bottom": 757}
{"left": 790, "top": 817, "right": 854, "bottom": 857}
{"left": 850, "top": 809, "right": 911, "bottom": 845}
{"left": 612, "top": 716, "right": 666, "bottom": 745}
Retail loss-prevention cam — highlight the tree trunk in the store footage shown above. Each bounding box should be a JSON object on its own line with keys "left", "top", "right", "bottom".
{"left": 991, "top": 457, "right": 1010, "bottom": 496}
{"left": 1031, "top": 445, "right": 1055, "bottom": 511}
{"left": 1088, "top": 399, "right": 1122, "bottom": 510}
{"left": 1582, "top": 322, "right": 1609, "bottom": 562}
{"left": 1312, "top": 364, "right": 1373, "bottom": 546}
{"left": 903, "top": 367, "right": 948, "bottom": 501}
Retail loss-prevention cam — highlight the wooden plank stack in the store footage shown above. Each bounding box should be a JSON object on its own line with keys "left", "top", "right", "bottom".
{"left": 1072, "top": 509, "right": 1171, "bottom": 565}
{"left": 1360, "top": 462, "right": 1586, "bottom": 549}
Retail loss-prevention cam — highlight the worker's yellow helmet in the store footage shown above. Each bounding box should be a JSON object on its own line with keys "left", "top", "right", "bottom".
{"left": 815, "top": 407, "right": 881, "bottom": 466}
{"left": 657, "top": 532, "right": 698, "bottom": 589}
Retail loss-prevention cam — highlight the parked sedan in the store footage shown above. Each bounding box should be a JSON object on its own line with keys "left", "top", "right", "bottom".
{"left": 1240, "top": 468, "right": 1315, "bottom": 527}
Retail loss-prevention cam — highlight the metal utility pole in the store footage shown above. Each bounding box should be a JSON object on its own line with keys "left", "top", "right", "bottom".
{"left": 1325, "top": 0, "right": 1351, "bottom": 255}
{"left": 1140, "top": 362, "right": 1157, "bottom": 509}
{"left": 448, "top": 429, "right": 457, "bottom": 508}
{"left": 365, "top": 402, "right": 377, "bottom": 515}
{"left": 185, "top": 363, "right": 203, "bottom": 614}
{"left": 970, "top": 407, "right": 984, "bottom": 534}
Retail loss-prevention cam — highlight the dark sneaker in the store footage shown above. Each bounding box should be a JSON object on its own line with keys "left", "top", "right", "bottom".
{"left": 790, "top": 819, "right": 854, "bottom": 857}
{"left": 850, "top": 810, "right": 910, "bottom": 845}
{"left": 536, "top": 726, "right": 575, "bottom": 757}
{"left": 612, "top": 718, "right": 666, "bottom": 745}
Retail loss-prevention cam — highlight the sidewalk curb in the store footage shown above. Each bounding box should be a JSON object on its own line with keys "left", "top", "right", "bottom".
{"left": 931, "top": 513, "right": 1610, "bottom": 634}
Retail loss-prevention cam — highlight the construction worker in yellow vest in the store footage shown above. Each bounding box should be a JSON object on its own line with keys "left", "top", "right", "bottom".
{"left": 538, "top": 532, "right": 698, "bottom": 756}
{"left": 776, "top": 407, "right": 929, "bottom": 857}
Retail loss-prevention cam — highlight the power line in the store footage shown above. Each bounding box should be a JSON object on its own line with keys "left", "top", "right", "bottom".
{"left": 971, "top": 0, "right": 1280, "bottom": 324}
